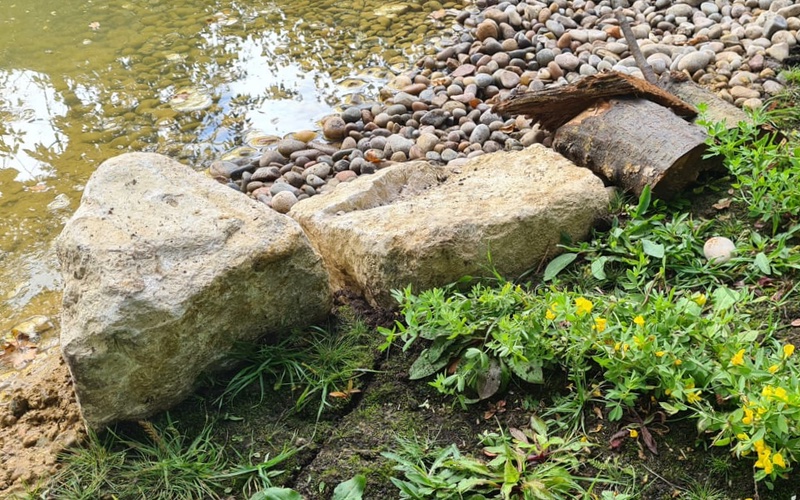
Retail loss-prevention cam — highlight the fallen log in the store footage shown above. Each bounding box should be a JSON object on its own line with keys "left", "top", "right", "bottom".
{"left": 552, "top": 97, "right": 715, "bottom": 199}
{"left": 493, "top": 71, "right": 697, "bottom": 132}
{"left": 659, "top": 72, "right": 752, "bottom": 128}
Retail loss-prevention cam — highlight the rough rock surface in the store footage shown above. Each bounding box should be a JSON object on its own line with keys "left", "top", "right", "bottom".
{"left": 56, "top": 153, "right": 331, "bottom": 428}
{"left": 290, "top": 145, "right": 609, "bottom": 308}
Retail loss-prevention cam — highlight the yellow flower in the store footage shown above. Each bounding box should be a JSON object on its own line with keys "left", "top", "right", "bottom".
{"left": 545, "top": 309, "right": 556, "bottom": 321}
{"left": 655, "top": 351, "right": 665, "bottom": 357}
{"left": 622, "top": 343, "right": 629, "bottom": 352}
{"left": 580, "top": 436, "right": 588, "bottom": 443}
{"left": 773, "top": 387, "right": 789, "bottom": 402}
{"left": 757, "top": 406, "right": 767, "bottom": 415}
{"left": 665, "top": 388, "right": 672, "bottom": 396}
{"left": 784, "top": 344, "right": 795, "bottom": 359}
{"left": 629, "top": 429, "right": 639, "bottom": 438}
{"left": 755, "top": 452, "right": 774, "bottom": 474}
{"left": 731, "top": 349, "right": 746, "bottom": 366}
{"left": 674, "top": 359, "right": 683, "bottom": 366}
{"left": 614, "top": 342, "right": 621, "bottom": 352}
{"left": 575, "top": 297, "right": 593, "bottom": 316}
{"left": 686, "top": 391, "right": 702, "bottom": 403}
{"left": 762, "top": 386, "right": 774, "bottom": 398}
{"left": 773, "top": 452, "right": 787, "bottom": 468}
{"left": 736, "top": 433, "right": 749, "bottom": 441}
{"left": 754, "top": 439, "right": 767, "bottom": 454}
{"left": 768, "top": 364, "right": 779, "bottom": 374}
{"left": 633, "top": 315, "right": 645, "bottom": 326}
{"left": 593, "top": 317, "right": 607, "bottom": 332}
{"left": 693, "top": 293, "right": 707, "bottom": 306}
{"left": 742, "top": 408, "right": 754, "bottom": 425}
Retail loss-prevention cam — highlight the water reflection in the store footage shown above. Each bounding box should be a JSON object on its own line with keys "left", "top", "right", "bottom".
{"left": 0, "top": 70, "right": 68, "bottom": 182}
{"left": 0, "top": 0, "right": 463, "bottom": 363}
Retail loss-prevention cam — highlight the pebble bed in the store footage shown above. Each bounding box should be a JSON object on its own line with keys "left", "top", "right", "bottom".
{"left": 208, "top": 0, "right": 800, "bottom": 213}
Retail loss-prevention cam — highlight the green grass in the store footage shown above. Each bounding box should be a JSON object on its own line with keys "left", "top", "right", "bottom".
{"left": 28, "top": 415, "right": 294, "bottom": 500}
{"left": 219, "top": 317, "right": 375, "bottom": 420}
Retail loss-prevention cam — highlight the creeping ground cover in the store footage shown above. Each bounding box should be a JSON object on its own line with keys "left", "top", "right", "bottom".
{"left": 378, "top": 108, "right": 800, "bottom": 497}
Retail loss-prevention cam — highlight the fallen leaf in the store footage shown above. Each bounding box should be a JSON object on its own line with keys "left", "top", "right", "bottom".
{"left": 609, "top": 429, "right": 630, "bottom": 450}
{"left": 592, "top": 406, "right": 604, "bottom": 420}
{"left": 712, "top": 198, "right": 731, "bottom": 210}
{"left": 792, "top": 319, "right": 800, "bottom": 327}
{"left": 640, "top": 425, "right": 658, "bottom": 455}
{"left": 26, "top": 183, "right": 50, "bottom": 193}
{"left": 89, "top": 21, "right": 100, "bottom": 31}
{"left": 329, "top": 379, "right": 360, "bottom": 399}
{"left": 0, "top": 342, "right": 38, "bottom": 369}
{"left": 446, "top": 357, "right": 460, "bottom": 375}
{"left": 591, "top": 423, "right": 603, "bottom": 433}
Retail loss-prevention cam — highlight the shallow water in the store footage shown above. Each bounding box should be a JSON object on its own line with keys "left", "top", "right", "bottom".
{"left": 0, "top": 0, "right": 465, "bottom": 374}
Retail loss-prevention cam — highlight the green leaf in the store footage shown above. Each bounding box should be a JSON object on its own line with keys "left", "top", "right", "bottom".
{"left": 250, "top": 487, "right": 302, "bottom": 500}
{"left": 658, "top": 402, "right": 681, "bottom": 415}
{"left": 333, "top": 474, "right": 366, "bottom": 500}
{"left": 409, "top": 349, "right": 451, "bottom": 380}
{"left": 543, "top": 253, "right": 578, "bottom": 281}
{"left": 711, "top": 286, "right": 739, "bottom": 311}
{"left": 634, "top": 185, "right": 652, "bottom": 218}
{"left": 509, "top": 357, "right": 544, "bottom": 384}
{"left": 755, "top": 252, "right": 771, "bottom": 275}
{"left": 713, "top": 437, "right": 731, "bottom": 447}
{"left": 641, "top": 239, "right": 665, "bottom": 258}
{"left": 591, "top": 256, "right": 608, "bottom": 280}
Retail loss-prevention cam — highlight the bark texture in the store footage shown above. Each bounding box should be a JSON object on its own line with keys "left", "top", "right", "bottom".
{"left": 552, "top": 98, "right": 711, "bottom": 198}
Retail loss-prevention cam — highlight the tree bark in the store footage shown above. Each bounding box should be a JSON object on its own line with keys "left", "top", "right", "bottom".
{"left": 552, "top": 98, "right": 715, "bottom": 198}
{"left": 493, "top": 71, "right": 697, "bottom": 131}
{"left": 659, "top": 72, "right": 752, "bottom": 128}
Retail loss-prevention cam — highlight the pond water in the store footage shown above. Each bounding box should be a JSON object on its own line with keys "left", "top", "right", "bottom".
{"left": 0, "top": 0, "right": 466, "bottom": 376}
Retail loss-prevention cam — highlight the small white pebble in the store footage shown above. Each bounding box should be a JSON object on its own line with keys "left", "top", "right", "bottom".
{"left": 704, "top": 236, "right": 736, "bottom": 264}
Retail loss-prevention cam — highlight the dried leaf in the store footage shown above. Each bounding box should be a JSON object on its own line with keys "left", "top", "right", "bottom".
{"left": 591, "top": 423, "right": 604, "bottom": 433}
{"left": 712, "top": 198, "right": 731, "bottom": 210}
{"left": 447, "top": 357, "right": 460, "bottom": 375}
{"left": 640, "top": 425, "right": 658, "bottom": 455}
{"left": 792, "top": 319, "right": 800, "bottom": 327}
{"left": 609, "top": 429, "right": 630, "bottom": 450}
{"left": 500, "top": 123, "right": 515, "bottom": 133}
{"left": 509, "top": 427, "right": 528, "bottom": 444}
{"left": 0, "top": 343, "right": 38, "bottom": 369}
{"left": 592, "top": 406, "right": 604, "bottom": 420}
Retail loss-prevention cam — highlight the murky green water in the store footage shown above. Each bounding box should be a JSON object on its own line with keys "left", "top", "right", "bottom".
{"left": 0, "top": 0, "right": 466, "bottom": 374}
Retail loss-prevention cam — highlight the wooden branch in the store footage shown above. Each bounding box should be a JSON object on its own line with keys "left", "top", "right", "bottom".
{"left": 615, "top": 11, "right": 658, "bottom": 85}
{"left": 493, "top": 71, "right": 697, "bottom": 131}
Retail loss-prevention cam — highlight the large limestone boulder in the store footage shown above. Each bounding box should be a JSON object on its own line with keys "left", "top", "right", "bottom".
{"left": 56, "top": 153, "right": 331, "bottom": 428}
{"left": 290, "top": 145, "right": 609, "bottom": 308}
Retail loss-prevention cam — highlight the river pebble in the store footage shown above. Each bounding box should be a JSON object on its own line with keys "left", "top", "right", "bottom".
{"left": 214, "top": 0, "right": 797, "bottom": 212}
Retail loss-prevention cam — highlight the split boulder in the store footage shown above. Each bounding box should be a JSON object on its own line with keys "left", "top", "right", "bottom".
{"left": 56, "top": 153, "right": 331, "bottom": 428}
{"left": 290, "top": 145, "right": 610, "bottom": 308}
